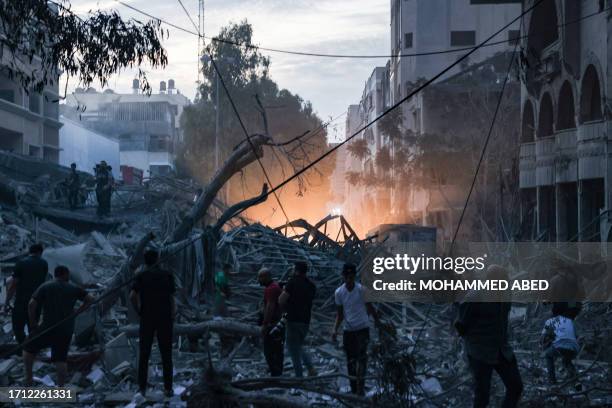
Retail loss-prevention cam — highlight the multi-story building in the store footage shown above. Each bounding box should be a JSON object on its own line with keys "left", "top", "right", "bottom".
{"left": 0, "top": 61, "right": 62, "bottom": 163}
{"left": 338, "top": 66, "right": 391, "bottom": 234}
{"left": 390, "top": 0, "right": 521, "bottom": 110}
{"left": 518, "top": 0, "right": 611, "bottom": 243}
{"left": 63, "top": 79, "right": 190, "bottom": 176}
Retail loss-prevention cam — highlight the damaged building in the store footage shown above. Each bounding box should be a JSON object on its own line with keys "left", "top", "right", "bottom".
{"left": 518, "top": 0, "right": 612, "bottom": 243}
{"left": 62, "top": 79, "right": 190, "bottom": 178}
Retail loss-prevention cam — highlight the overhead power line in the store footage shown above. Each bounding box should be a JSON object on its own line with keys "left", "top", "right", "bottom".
{"left": 232, "top": 0, "right": 545, "bottom": 218}
{"left": 410, "top": 11, "right": 527, "bottom": 357}
{"left": 114, "top": 0, "right": 607, "bottom": 60}
{"left": 208, "top": 55, "right": 298, "bottom": 235}
{"left": 1, "top": 0, "right": 543, "bottom": 362}
{"left": 175, "top": 0, "right": 199, "bottom": 34}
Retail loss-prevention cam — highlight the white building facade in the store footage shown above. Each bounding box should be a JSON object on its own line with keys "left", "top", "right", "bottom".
{"left": 59, "top": 116, "right": 120, "bottom": 175}
{"left": 63, "top": 79, "right": 190, "bottom": 176}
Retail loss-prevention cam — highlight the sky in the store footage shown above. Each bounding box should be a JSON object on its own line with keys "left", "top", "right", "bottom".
{"left": 66, "top": 0, "right": 391, "bottom": 142}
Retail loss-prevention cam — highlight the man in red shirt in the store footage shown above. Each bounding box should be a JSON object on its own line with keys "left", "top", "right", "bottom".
{"left": 258, "top": 268, "right": 284, "bottom": 376}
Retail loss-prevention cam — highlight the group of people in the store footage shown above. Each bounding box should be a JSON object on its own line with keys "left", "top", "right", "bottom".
{"left": 3, "top": 249, "right": 582, "bottom": 405}
{"left": 2, "top": 243, "right": 176, "bottom": 398}
{"left": 3, "top": 244, "right": 94, "bottom": 386}
{"left": 257, "top": 261, "right": 378, "bottom": 396}
{"left": 59, "top": 160, "right": 114, "bottom": 215}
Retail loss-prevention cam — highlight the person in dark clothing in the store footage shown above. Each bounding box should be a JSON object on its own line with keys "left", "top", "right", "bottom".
{"left": 279, "top": 261, "right": 317, "bottom": 377}
{"left": 67, "top": 163, "right": 80, "bottom": 210}
{"left": 130, "top": 249, "right": 176, "bottom": 398}
{"left": 258, "top": 268, "right": 284, "bottom": 376}
{"left": 23, "top": 265, "right": 93, "bottom": 386}
{"left": 4, "top": 243, "right": 49, "bottom": 345}
{"left": 95, "top": 161, "right": 113, "bottom": 216}
{"left": 455, "top": 265, "right": 523, "bottom": 408}
{"left": 332, "top": 263, "right": 379, "bottom": 395}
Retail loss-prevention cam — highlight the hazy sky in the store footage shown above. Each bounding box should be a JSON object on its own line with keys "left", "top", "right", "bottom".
{"left": 66, "top": 0, "right": 391, "bottom": 141}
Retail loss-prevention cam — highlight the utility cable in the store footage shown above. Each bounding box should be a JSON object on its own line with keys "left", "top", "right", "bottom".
{"left": 2, "top": 0, "right": 539, "bottom": 361}
{"left": 175, "top": 0, "right": 199, "bottom": 34}
{"left": 413, "top": 8, "right": 527, "bottom": 357}
{"left": 0, "top": 232, "right": 205, "bottom": 360}
{"left": 231, "top": 0, "right": 545, "bottom": 220}
{"left": 208, "top": 54, "right": 298, "bottom": 236}
{"left": 113, "top": 0, "right": 607, "bottom": 60}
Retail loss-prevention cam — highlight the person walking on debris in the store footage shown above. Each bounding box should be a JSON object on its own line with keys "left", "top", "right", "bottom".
{"left": 23, "top": 265, "right": 93, "bottom": 386}
{"left": 541, "top": 311, "right": 579, "bottom": 384}
{"left": 95, "top": 161, "right": 113, "bottom": 216}
{"left": 279, "top": 261, "right": 317, "bottom": 377}
{"left": 4, "top": 243, "right": 49, "bottom": 345}
{"left": 258, "top": 267, "right": 284, "bottom": 376}
{"left": 130, "top": 249, "right": 176, "bottom": 398}
{"left": 332, "top": 263, "right": 379, "bottom": 396}
{"left": 67, "top": 162, "right": 80, "bottom": 210}
{"left": 214, "top": 263, "right": 232, "bottom": 317}
{"left": 455, "top": 265, "right": 523, "bottom": 408}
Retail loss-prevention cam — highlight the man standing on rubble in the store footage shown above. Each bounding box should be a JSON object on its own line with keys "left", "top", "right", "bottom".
{"left": 258, "top": 267, "right": 284, "bottom": 376}
{"left": 332, "top": 263, "right": 379, "bottom": 396}
{"left": 67, "top": 163, "right": 80, "bottom": 210}
{"left": 455, "top": 265, "right": 523, "bottom": 408}
{"left": 279, "top": 261, "right": 317, "bottom": 377}
{"left": 4, "top": 243, "right": 49, "bottom": 345}
{"left": 95, "top": 161, "right": 113, "bottom": 216}
{"left": 23, "top": 265, "right": 94, "bottom": 386}
{"left": 130, "top": 249, "right": 176, "bottom": 398}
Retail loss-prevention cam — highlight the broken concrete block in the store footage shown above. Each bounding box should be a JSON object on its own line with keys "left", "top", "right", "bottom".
{"left": 86, "top": 367, "right": 105, "bottom": 384}
{"left": 91, "top": 231, "right": 119, "bottom": 256}
{"left": 110, "top": 361, "right": 131, "bottom": 377}
{"left": 104, "top": 332, "right": 130, "bottom": 372}
{"left": 419, "top": 376, "right": 442, "bottom": 395}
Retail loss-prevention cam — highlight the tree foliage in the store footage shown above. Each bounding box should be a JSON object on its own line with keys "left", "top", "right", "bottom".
{"left": 180, "top": 21, "right": 333, "bottom": 224}
{"left": 0, "top": 0, "right": 168, "bottom": 94}
{"left": 346, "top": 138, "right": 370, "bottom": 161}
{"left": 375, "top": 146, "right": 392, "bottom": 172}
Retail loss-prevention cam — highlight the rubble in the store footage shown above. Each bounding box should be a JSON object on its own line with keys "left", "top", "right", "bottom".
{"left": 0, "top": 150, "right": 610, "bottom": 407}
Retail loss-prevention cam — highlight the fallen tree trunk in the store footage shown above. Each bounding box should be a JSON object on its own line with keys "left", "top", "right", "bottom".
{"left": 171, "top": 134, "right": 270, "bottom": 243}
{"left": 119, "top": 319, "right": 260, "bottom": 338}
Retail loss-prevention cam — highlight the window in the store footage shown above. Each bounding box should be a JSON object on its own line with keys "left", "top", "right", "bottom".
{"left": 450, "top": 31, "right": 476, "bottom": 46}
{"left": 508, "top": 30, "right": 520, "bottom": 45}
{"left": 404, "top": 32, "right": 413, "bottom": 48}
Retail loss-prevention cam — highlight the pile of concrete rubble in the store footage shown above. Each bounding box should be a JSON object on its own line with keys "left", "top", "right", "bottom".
{"left": 0, "top": 152, "right": 610, "bottom": 407}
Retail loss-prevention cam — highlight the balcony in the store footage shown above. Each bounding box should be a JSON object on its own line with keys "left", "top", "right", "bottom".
{"left": 577, "top": 121, "right": 606, "bottom": 179}
{"left": 519, "top": 141, "right": 536, "bottom": 188}
{"left": 555, "top": 128, "right": 577, "bottom": 183}
{"left": 535, "top": 136, "right": 555, "bottom": 186}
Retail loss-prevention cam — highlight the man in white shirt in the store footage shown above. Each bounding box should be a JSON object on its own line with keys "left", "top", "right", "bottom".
{"left": 541, "top": 314, "right": 579, "bottom": 384}
{"left": 332, "top": 263, "right": 379, "bottom": 395}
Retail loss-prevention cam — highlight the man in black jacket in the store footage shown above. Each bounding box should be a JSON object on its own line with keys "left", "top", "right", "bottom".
{"left": 130, "top": 249, "right": 176, "bottom": 397}
{"left": 455, "top": 265, "right": 523, "bottom": 408}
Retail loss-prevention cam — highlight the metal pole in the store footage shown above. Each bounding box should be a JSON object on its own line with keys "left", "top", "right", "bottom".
{"left": 215, "top": 71, "right": 220, "bottom": 171}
